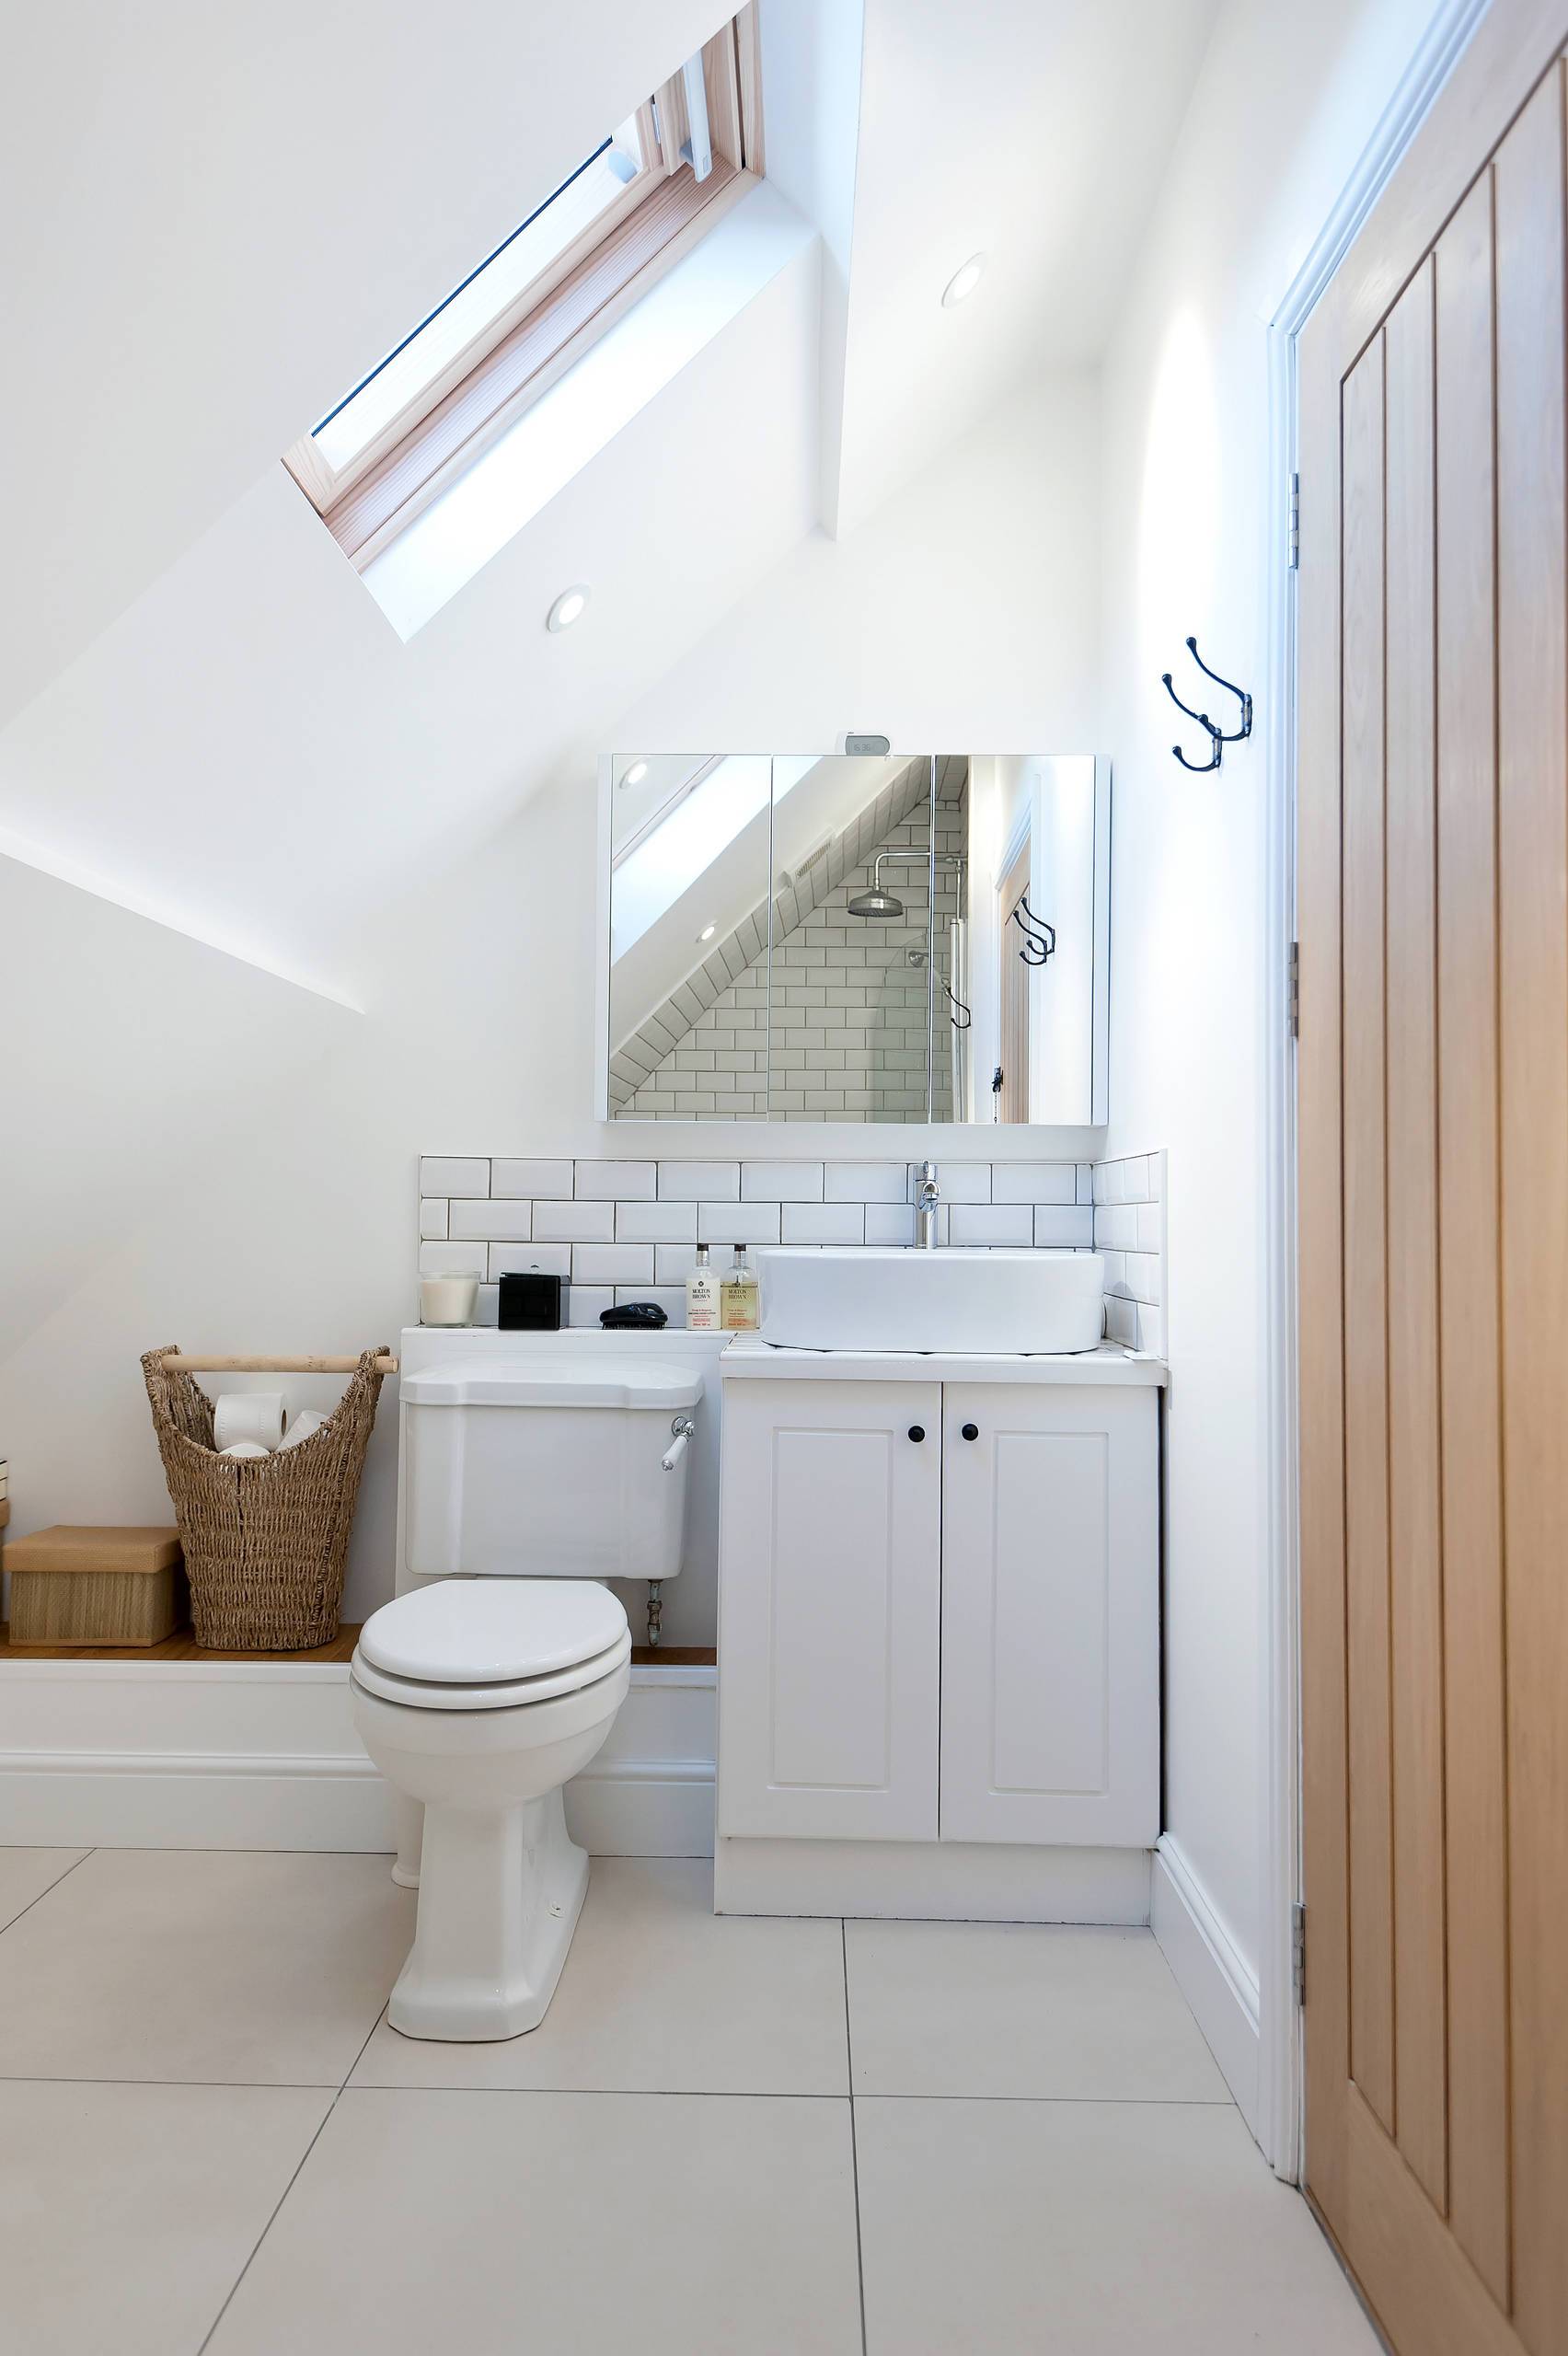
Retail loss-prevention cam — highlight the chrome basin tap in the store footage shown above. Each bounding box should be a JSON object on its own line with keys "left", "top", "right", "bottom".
{"left": 916, "top": 1161, "right": 941, "bottom": 1251}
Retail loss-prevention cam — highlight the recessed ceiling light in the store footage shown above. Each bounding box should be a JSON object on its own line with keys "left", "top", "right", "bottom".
{"left": 547, "top": 583, "right": 591, "bottom": 632}
{"left": 623, "top": 759, "right": 649, "bottom": 788}
{"left": 698, "top": 922, "right": 717, "bottom": 942}
{"left": 941, "top": 253, "right": 986, "bottom": 308}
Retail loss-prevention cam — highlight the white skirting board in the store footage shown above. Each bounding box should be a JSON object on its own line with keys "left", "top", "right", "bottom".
{"left": 1150, "top": 1833, "right": 1262, "bottom": 2138}
{"left": 715, "top": 1836, "right": 1151, "bottom": 1923}
{"left": 0, "top": 1661, "right": 717, "bottom": 1858}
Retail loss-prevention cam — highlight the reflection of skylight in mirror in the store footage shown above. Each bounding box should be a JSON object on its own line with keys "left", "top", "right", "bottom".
{"left": 610, "top": 752, "right": 834, "bottom": 958}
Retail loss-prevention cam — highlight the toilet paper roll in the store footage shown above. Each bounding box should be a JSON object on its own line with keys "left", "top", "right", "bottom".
{"left": 277, "top": 1410, "right": 327, "bottom": 1452}
{"left": 213, "top": 1392, "right": 286, "bottom": 1452}
{"left": 219, "top": 1440, "right": 270, "bottom": 1459}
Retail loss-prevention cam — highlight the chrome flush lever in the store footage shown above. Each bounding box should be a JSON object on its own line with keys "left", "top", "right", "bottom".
{"left": 662, "top": 1415, "right": 696, "bottom": 1472}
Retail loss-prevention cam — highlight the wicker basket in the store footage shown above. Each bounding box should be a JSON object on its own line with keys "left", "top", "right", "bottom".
{"left": 141, "top": 1345, "right": 387, "bottom": 1650}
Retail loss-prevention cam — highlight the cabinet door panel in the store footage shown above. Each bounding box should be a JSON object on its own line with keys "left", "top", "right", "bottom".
{"left": 718, "top": 1379, "right": 941, "bottom": 1840}
{"left": 940, "top": 1384, "right": 1158, "bottom": 1846}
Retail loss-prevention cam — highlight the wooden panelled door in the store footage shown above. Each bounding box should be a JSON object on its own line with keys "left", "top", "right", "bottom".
{"left": 1298, "top": 4, "right": 1568, "bottom": 2350}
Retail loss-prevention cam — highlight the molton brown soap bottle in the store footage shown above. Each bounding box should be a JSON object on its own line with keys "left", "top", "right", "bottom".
{"left": 719, "top": 1244, "right": 760, "bottom": 1332}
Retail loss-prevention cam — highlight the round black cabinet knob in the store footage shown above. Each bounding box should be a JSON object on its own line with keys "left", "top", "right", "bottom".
{"left": 907, "top": 1425, "right": 926, "bottom": 1443}
{"left": 962, "top": 1422, "right": 979, "bottom": 1441}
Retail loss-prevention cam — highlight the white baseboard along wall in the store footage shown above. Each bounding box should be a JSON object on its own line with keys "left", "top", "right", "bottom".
{"left": 0, "top": 1660, "right": 718, "bottom": 1860}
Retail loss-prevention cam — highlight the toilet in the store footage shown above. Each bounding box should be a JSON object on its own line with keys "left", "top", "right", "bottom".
{"left": 351, "top": 1350, "right": 702, "bottom": 2041}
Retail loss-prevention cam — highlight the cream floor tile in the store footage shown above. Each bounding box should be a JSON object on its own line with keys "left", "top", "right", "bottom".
{"left": 0, "top": 2079, "right": 331, "bottom": 2356}
{"left": 846, "top": 1918, "right": 1228, "bottom": 2099}
{"left": 352, "top": 1856, "right": 848, "bottom": 2095}
{"left": 856, "top": 2096, "right": 1379, "bottom": 2355}
{"left": 0, "top": 1846, "right": 87, "bottom": 1931}
{"left": 208, "top": 2088, "right": 863, "bottom": 2356}
{"left": 0, "top": 1849, "right": 413, "bottom": 2085}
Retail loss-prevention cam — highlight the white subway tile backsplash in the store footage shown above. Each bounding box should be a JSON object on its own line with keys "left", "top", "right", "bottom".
{"left": 991, "top": 1163, "right": 1078, "bottom": 1206}
{"left": 698, "top": 1201, "right": 781, "bottom": 1247}
{"left": 1124, "top": 1251, "right": 1162, "bottom": 1305}
{"left": 568, "top": 1286, "right": 614, "bottom": 1328}
{"left": 615, "top": 1200, "right": 698, "bottom": 1243}
{"left": 416, "top": 1151, "right": 1163, "bottom": 1361}
{"left": 780, "top": 1202, "right": 866, "bottom": 1245}
{"left": 449, "top": 1198, "right": 533, "bottom": 1242}
{"left": 740, "top": 1161, "right": 825, "bottom": 1202}
{"left": 1033, "top": 1205, "right": 1094, "bottom": 1248}
{"left": 574, "top": 1160, "right": 655, "bottom": 1200}
{"left": 490, "top": 1242, "right": 571, "bottom": 1280}
{"left": 864, "top": 1203, "right": 917, "bottom": 1246}
{"left": 492, "top": 1159, "right": 574, "bottom": 1199}
{"left": 421, "top": 1157, "right": 488, "bottom": 1196}
{"left": 571, "top": 1244, "right": 656, "bottom": 1286}
{"left": 935, "top": 1164, "right": 993, "bottom": 1204}
{"left": 824, "top": 1161, "right": 908, "bottom": 1203}
{"left": 658, "top": 1161, "right": 741, "bottom": 1200}
{"left": 531, "top": 1200, "right": 615, "bottom": 1243}
{"left": 949, "top": 1205, "right": 1033, "bottom": 1247}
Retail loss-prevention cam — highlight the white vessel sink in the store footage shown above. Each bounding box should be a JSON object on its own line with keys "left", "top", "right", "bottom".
{"left": 756, "top": 1248, "right": 1107, "bottom": 1356}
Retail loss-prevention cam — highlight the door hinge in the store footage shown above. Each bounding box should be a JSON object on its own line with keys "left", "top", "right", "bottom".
{"left": 1287, "top": 941, "right": 1299, "bottom": 1037}
{"left": 1292, "top": 1901, "right": 1307, "bottom": 2005}
{"left": 1288, "top": 470, "right": 1300, "bottom": 569}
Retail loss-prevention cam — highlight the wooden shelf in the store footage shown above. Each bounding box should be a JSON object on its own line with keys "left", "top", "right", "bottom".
{"left": 0, "top": 1623, "right": 361, "bottom": 1664}
{"left": 0, "top": 1625, "right": 716, "bottom": 1669}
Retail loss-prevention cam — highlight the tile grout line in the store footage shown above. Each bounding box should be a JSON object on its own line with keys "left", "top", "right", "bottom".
{"left": 841, "top": 1919, "right": 869, "bottom": 2356}
{"left": 195, "top": 2000, "right": 391, "bottom": 2354}
{"left": 0, "top": 1845, "right": 95, "bottom": 1940}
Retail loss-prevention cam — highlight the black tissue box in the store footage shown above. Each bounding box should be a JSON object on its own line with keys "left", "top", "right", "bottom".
{"left": 499, "top": 1271, "right": 571, "bottom": 1331}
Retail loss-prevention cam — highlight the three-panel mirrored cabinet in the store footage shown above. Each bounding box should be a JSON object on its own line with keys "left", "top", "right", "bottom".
{"left": 597, "top": 753, "right": 1110, "bottom": 1126}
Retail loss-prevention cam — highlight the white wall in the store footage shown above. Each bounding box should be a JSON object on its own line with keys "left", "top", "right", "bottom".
{"left": 2, "top": 0, "right": 728, "bottom": 730}
{"left": 1097, "top": 0, "right": 1443, "bottom": 1993}
{"left": 0, "top": 368, "right": 1102, "bottom": 1638}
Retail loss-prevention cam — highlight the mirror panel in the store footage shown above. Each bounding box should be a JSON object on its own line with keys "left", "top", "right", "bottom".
{"left": 603, "top": 752, "right": 1109, "bottom": 1126}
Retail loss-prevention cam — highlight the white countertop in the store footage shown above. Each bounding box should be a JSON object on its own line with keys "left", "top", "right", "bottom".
{"left": 719, "top": 1337, "right": 1167, "bottom": 1386}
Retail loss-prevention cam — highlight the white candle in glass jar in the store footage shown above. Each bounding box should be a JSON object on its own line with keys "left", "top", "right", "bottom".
{"left": 420, "top": 1270, "right": 481, "bottom": 1326}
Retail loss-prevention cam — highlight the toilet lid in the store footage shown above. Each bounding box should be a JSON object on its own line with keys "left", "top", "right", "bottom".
{"left": 359, "top": 1579, "right": 628, "bottom": 1685}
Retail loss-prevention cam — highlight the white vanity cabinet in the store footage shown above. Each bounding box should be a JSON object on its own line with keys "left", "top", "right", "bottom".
{"left": 717, "top": 1357, "right": 1159, "bottom": 1856}
{"left": 716, "top": 1379, "right": 942, "bottom": 1842}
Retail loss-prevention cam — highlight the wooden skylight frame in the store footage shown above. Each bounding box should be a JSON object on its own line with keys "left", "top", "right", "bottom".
{"left": 284, "top": 6, "right": 763, "bottom": 569}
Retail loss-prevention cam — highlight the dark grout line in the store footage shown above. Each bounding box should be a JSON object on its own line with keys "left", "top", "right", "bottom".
{"left": 842, "top": 1919, "right": 870, "bottom": 2356}
{"left": 0, "top": 1846, "right": 95, "bottom": 1939}
{"left": 195, "top": 2001, "right": 393, "bottom": 2354}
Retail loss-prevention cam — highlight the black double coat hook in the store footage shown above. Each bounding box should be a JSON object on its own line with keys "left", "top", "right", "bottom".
{"left": 1162, "top": 636, "right": 1252, "bottom": 772}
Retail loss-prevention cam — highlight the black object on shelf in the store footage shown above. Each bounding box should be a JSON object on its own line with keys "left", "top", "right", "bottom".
{"left": 600, "top": 1301, "right": 669, "bottom": 1330}
{"left": 499, "top": 1272, "right": 570, "bottom": 1331}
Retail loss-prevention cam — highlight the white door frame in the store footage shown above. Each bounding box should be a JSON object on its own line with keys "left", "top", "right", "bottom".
{"left": 1258, "top": 0, "right": 1491, "bottom": 2179}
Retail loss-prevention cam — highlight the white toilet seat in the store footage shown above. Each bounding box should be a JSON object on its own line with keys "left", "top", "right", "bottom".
{"left": 356, "top": 1574, "right": 630, "bottom": 1710}
{"left": 351, "top": 1628, "right": 631, "bottom": 1711}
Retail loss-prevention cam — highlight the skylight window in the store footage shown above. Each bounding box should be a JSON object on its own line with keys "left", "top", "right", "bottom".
{"left": 284, "top": 7, "right": 762, "bottom": 569}
{"left": 311, "top": 116, "right": 649, "bottom": 477}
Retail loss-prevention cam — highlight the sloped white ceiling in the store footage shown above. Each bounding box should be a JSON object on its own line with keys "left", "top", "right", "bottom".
{"left": 0, "top": 0, "right": 1219, "bottom": 993}
{"left": 832, "top": 0, "right": 1219, "bottom": 534}
{"left": 1, "top": 0, "right": 728, "bottom": 729}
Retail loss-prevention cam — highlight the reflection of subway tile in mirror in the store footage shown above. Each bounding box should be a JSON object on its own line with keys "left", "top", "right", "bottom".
{"left": 414, "top": 1151, "right": 1164, "bottom": 1349}
{"left": 603, "top": 755, "right": 1110, "bottom": 1127}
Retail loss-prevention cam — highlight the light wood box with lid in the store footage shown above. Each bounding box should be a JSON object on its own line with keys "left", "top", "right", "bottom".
{"left": 6, "top": 1525, "right": 186, "bottom": 1646}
